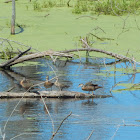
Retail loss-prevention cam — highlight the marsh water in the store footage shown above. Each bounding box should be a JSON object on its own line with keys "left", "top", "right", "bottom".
{"left": 0, "top": 57, "right": 140, "bottom": 140}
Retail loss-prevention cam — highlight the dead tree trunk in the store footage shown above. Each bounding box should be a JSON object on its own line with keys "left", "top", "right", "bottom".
{"left": 11, "top": 0, "right": 15, "bottom": 35}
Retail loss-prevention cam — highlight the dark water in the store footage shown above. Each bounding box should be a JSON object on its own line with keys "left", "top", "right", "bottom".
{"left": 0, "top": 58, "right": 140, "bottom": 140}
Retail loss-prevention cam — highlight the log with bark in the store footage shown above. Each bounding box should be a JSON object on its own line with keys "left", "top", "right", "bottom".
{"left": 0, "top": 50, "right": 73, "bottom": 68}
{"left": 0, "top": 91, "right": 112, "bottom": 99}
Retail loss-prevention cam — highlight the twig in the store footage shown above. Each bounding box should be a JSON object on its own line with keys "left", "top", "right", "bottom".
{"left": 10, "top": 133, "right": 39, "bottom": 140}
{"left": 0, "top": 128, "right": 5, "bottom": 140}
{"left": 76, "top": 15, "right": 97, "bottom": 20}
{"left": 110, "top": 123, "right": 121, "bottom": 140}
{"left": 3, "top": 92, "right": 27, "bottom": 132}
{"left": 86, "top": 129, "right": 94, "bottom": 140}
{"left": 6, "top": 86, "right": 15, "bottom": 92}
{"left": 2, "top": 81, "right": 44, "bottom": 132}
{"left": 50, "top": 112, "right": 72, "bottom": 140}
{"left": 39, "top": 92, "right": 55, "bottom": 134}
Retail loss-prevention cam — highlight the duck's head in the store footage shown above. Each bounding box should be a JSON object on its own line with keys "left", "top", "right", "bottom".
{"left": 78, "top": 83, "right": 84, "bottom": 87}
{"left": 46, "top": 76, "right": 49, "bottom": 81}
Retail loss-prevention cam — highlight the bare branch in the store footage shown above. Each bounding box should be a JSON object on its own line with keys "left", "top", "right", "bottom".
{"left": 86, "top": 129, "right": 94, "bottom": 140}
{"left": 50, "top": 112, "right": 72, "bottom": 140}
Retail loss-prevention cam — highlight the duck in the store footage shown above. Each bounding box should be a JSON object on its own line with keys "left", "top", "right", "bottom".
{"left": 20, "top": 78, "right": 34, "bottom": 91}
{"left": 54, "top": 78, "right": 69, "bottom": 91}
{"left": 78, "top": 82, "right": 102, "bottom": 95}
{"left": 84, "top": 81, "right": 93, "bottom": 86}
{"left": 44, "top": 76, "right": 54, "bottom": 90}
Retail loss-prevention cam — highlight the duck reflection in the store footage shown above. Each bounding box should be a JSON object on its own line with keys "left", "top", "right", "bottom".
{"left": 81, "top": 99, "right": 97, "bottom": 106}
{"left": 19, "top": 101, "right": 37, "bottom": 117}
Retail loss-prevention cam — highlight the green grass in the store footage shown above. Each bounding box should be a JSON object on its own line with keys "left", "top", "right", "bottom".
{"left": 0, "top": 0, "right": 140, "bottom": 61}
{"left": 72, "top": 0, "right": 140, "bottom": 16}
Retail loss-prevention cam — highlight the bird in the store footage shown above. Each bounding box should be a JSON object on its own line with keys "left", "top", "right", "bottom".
{"left": 54, "top": 78, "right": 70, "bottom": 91}
{"left": 78, "top": 82, "right": 102, "bottom": 95}
{"left": 44, "top": 76, "right": 54, "bottom": 90}
{"left": 84, "top": 81, "right": 93, "bottom": 86}
{"left": 20, "top": 78, "right": 34, "bottom": 91}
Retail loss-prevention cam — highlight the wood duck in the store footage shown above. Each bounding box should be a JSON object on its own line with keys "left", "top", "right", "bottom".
{"left": 54, "top": 78, "right": 69, "bottom": 91}
{"left": 44, "top": 76, "right": 54, "bottom": 90}
{"left": 20, "top": 78, "right": 34, "bottom": 90}
{"left": 78, "top": 82, "right": 102, "bottom": 94}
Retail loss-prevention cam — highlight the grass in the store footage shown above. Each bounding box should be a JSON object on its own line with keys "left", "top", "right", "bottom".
{"left": 72, "top": 0, "right": 140, "bottom": 15}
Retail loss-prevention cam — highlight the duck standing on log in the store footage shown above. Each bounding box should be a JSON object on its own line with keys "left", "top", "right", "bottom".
{"left": 20, "top": 78, "right": 34, "bottom": 91}
{"left": 54, "top": 78, "right": 70, "bottom": 91}
{"left": 44, "top": 76, "right": 54, "bottom": 90}
{"left": 78, "top": 81, "right": 102, "bottom": 95}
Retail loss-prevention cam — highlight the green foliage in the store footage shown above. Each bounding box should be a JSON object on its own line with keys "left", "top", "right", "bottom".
{"left": 94, "top": 0, "right": 140, "bottom": 16}
{"left": 0, "top": 47, "right": 14, "bottom": 59}
{"left": 32, "top": 0, "right": 56, "bottom": 11}
{"left": 33, "top": 1, "right": 42, "bottom": 11}
{"left": 31, "top": 0, "right": 140, "bottom": 15}
{"left": 72, "top": 0, "right": 140, "bottom": 15}
{"left": 72, "top": 0, "right": 91, "bottom": 14}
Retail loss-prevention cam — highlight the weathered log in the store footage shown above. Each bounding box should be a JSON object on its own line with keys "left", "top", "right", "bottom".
{"left": 6, "top": 50, "right": 73, "bottom": 67}
{"left": 61, "top": 38, "right": 139, "bottom": 65}
{"left": 62, "top": 48, "right": 138, "bottom": 64}
{"left": 0, "top": 47, "right": 31, "bottom": 68}
{"left": 0, "top": 91, "right": 112, "bottom": 99}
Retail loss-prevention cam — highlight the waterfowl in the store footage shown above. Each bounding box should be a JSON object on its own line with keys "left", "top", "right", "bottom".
{"left": 78, "top": 83, "right": 102, "bottom": 94}
{"left": 84, "top": 81, "right": 93, "bottom": 86}
{"left": 54, "top": 78, "right": 69, "bottom": 91}
{"left": 20, "top": 78, "right": 34, "bottom": 90}
{"left": 44, "top": 76, "right": 54, "bottom": 90}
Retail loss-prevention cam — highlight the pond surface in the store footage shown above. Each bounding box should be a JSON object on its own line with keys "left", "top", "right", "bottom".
{"left": 0, "top": 57, "right": 140, "bottom": 140}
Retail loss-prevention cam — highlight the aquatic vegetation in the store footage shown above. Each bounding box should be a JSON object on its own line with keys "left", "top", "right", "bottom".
{"left": 72, "top": 0, "right": 89, "bottom": 14}
{"left": 33, "top": 1, "right": 42, "bottom": 11}
{"left": 94, "top": 0, "right": 140, "bottom": 16}
{"left": 72, "top": 0, "right": 140, "bottom": 15}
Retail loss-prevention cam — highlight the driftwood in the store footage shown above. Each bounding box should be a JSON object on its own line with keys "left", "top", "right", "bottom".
{"left": 3, "top": 50, "right": 73, "bottom": 67}
{"left": 80, "top": 38, "right": 138, "bottom": 64}
{"left": 62, "top": 47, "right": 138, "bottom": 64}
{"left": 0, "top": 50, "right": 73, "bottom": 68}
{"left": 0, "top": 91, "right": 112, "bottom": 99}
{"left": 0, "top": 47, "right": 31, "bottom": 68}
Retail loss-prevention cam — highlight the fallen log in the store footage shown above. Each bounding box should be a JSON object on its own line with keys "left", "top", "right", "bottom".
{"left": 6, "top": 50, "right": 73, "bottom": 67}
{"left": 0, "top": 47, "right": 31, "bottom": 68}
{"left": 62, "top": 48, "right": 138, "bottom": 64}
{"left": 0, "top": 91, "right": 112, "bottom": 99}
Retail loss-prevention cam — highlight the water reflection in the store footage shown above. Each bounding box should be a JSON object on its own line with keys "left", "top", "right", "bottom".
{"left": 0, "top": 57, "right": 140, "bottom": 140}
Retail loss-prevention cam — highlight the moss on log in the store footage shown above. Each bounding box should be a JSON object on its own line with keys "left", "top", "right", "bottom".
{"left": 0, "top": 91, "right": 112, "bottom": 99}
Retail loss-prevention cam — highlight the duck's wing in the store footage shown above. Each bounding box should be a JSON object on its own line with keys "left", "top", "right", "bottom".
{"left": 85, "top": 81, "right": 93, "bottom": 86}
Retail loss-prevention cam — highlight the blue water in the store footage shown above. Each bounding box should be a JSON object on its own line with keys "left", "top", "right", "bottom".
{"left": 0, "top": 58, "right": 140, "bottom": 140}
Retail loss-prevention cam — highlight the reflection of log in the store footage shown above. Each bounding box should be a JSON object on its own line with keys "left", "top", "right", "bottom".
{"left": 6, "top": 50, "right": 73, "bottom": 67}
{"left": 0, "top": 91, "right": 112, "bottom": 99}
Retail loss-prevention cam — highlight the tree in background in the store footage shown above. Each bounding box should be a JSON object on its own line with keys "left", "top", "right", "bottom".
{"left": 11, "top": 0, "right": 15, "bottom": 35}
